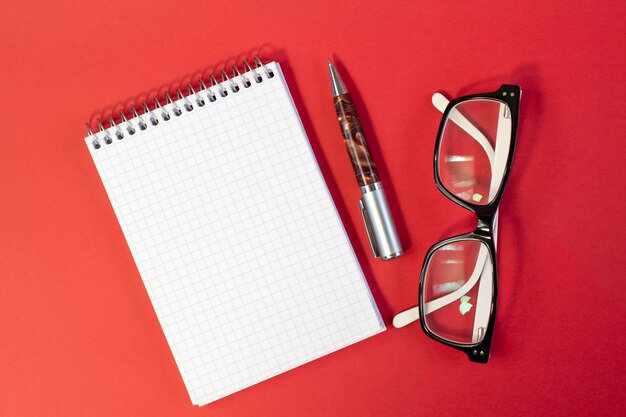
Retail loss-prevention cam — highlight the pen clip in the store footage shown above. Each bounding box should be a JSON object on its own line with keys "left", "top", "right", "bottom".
{"left": 359, "top": 199, "right": 380, "bottom": 258}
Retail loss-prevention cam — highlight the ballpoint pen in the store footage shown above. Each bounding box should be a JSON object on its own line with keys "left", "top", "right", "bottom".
{"left": 328, "top": 59, "right": 403, "bottom": 260}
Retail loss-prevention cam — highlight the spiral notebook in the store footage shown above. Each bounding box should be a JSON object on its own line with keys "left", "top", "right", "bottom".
{"left": 83, "top": 58, "right": 385, "bottom": 406}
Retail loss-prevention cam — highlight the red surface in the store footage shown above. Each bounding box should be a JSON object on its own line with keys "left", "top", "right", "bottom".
{"left": 1, "top": 1, "right": 625, "bottom": 416}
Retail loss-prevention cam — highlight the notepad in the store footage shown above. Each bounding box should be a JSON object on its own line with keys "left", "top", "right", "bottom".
{"left": 84, "top": 60, "right": 385, "bottom": 405}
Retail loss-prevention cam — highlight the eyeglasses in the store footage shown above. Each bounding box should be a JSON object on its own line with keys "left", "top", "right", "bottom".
{"left": 393, "top": 85, "right": 521, "bottom": 363}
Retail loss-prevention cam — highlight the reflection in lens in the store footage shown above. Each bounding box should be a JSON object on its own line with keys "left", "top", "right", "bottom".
{"left": 421, "top": 240, "right": 493, "bottom": 345}
{"left": 437, "top": 99, "right": 511, "bottom": 205}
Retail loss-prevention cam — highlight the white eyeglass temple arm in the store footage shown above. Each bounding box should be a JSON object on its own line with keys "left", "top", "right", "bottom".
{"left": 471, "top": 245, "right": 493, "bottom": 342}
{"left": 471, "top": 102, "right": 509, "bottom": 340}
{"left": 392, "top": 305, "right": 421, "bottom": 328}
{"left": 489, "top": 103, "right": 512, "bottom": 201}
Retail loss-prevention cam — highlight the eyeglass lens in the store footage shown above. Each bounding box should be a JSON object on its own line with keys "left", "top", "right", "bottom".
{"left": 422, "top": 239, "right": 493, "bottom": 345}
{"left": 437, "top": 98, "right": 512, "bottom": 206}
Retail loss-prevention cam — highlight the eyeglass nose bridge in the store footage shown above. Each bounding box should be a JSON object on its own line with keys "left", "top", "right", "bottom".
{"left": 476, "top": 215, "right": 495, "bottom": 236}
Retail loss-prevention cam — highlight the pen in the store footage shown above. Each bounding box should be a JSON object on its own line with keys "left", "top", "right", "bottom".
{"left": 328, "top": 60, "right": 403, "bottom": 260}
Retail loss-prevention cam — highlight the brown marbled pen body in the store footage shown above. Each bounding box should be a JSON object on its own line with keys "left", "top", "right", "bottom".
{"left": 334, "top": 93, "right": 380, "bottom": 187}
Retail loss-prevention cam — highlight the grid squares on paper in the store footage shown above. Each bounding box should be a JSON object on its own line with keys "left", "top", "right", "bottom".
{"left": 85, "top": 62, "right": 385, "bottom": 406}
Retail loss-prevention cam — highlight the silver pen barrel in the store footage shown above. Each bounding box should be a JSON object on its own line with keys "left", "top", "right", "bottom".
{"left": 359, "top": 182, "right": 403, "bottom": 260}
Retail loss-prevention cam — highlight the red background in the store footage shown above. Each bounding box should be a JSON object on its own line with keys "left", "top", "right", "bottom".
{"left": 1, "top": 1, "right": 625, "bottom": 416}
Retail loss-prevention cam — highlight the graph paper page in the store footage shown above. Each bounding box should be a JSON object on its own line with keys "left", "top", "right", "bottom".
{"left": 85, "top": 62, "right": 385, "bottom": 405}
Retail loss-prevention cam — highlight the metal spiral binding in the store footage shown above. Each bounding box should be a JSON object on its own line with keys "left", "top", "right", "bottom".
{"left": 85, "top": 56, "right": 274, "bottom": 149}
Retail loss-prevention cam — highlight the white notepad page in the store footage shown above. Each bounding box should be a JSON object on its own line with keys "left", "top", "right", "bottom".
{"left": 85, "top": 62, "right": 385, "bottom": 406}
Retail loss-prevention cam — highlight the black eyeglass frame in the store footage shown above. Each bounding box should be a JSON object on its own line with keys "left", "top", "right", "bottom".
{"left": 418, "top": 84, "right": 521, "bottom": 363}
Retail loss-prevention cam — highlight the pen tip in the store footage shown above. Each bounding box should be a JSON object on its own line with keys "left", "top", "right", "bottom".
{"left": 328, "top": 59, "right": 347, "bottom": 96}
